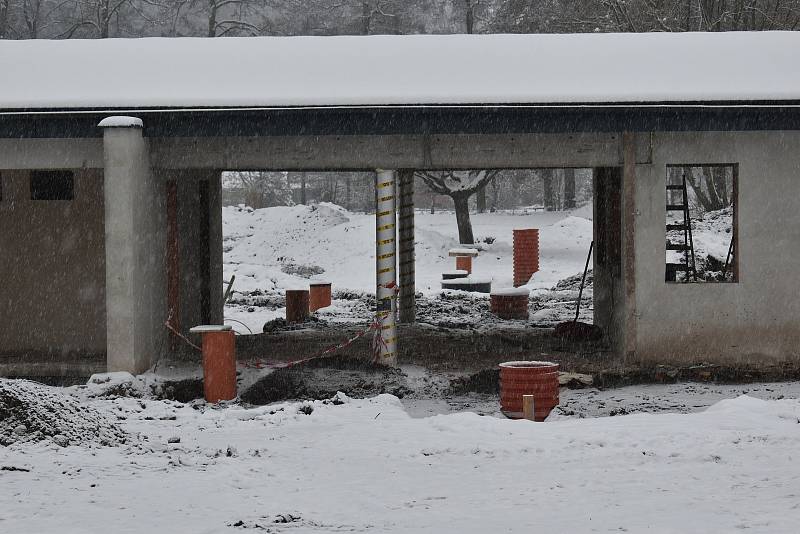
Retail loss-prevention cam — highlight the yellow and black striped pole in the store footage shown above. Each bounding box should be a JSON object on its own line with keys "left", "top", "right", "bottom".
{"left": 375, "top": 169, "right": 397, "bottom": 366}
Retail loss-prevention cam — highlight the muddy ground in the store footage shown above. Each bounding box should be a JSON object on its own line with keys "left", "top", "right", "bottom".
{"left": 240, "top": 357, "right": 411, "bottom": 405}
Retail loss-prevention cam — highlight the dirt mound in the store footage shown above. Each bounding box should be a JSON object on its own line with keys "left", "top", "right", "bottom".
{"left": 0, "top": 379, "right": 128, "bottom": 447}
{"left": 262, "top": 316, "right": 328, "bottom": 333}
{"left": 553, "top": 270, "right": 593, "bottom": 291}
{"left": 241, "top": 357, "right": 410, "bottom": 405}
{"left": 554, "top": 321, "right": 603, "bottom": 341}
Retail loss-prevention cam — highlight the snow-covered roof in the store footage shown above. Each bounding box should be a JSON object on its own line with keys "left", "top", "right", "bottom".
{"left": 1, "top": 32, "right": 799, "bottom": 111}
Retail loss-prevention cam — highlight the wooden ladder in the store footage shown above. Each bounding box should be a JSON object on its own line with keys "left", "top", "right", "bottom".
{"left": 665, "top": 174, "right": 697, "bottom": 282}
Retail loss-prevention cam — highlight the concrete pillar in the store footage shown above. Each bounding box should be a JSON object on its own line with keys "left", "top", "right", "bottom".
{"left": 621, "top": 133, "right": 638, "bottom": 363}
{"left": 100, "top": 117, "right": 166, "bottom": 374}
{"left": 593, "top": 167, "right": 624, "bottom": 354}
{"left": 397, "top": 169, "right": 416, "bottom": 323}
{"left": 207, "top": 171, "right": 224, "bottom": 325}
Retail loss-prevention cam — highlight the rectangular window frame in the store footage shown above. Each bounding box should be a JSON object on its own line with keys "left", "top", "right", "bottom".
{"left": 30, "top": 170, "right": 75, "bottom": 201}
{"left": 664, "top": 163, "right": 738, "bottom": 284}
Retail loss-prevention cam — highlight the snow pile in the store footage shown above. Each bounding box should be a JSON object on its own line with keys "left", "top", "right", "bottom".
{"left": 83, "top": 371, "right": 145, "bottom": 398}
{"left": 0, "top": 379, "right": 128, "bottom": 447}
{"left": 692, "top": 207, "right": 735, "bottom": 275}
{"left": 223, "top": 202, "right": 356, "bottom": 295}
{"left": 2, "top": 391, "right": 800, "bottom": 532}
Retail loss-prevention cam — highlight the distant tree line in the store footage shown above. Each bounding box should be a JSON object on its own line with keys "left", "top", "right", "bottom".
{"left": 2, "top": 1, "right": 798, "bottom": 40}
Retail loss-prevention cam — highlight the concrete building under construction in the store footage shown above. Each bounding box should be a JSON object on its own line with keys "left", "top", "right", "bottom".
{"left": 1, "top": 32, "right": 800, "bottom": 377}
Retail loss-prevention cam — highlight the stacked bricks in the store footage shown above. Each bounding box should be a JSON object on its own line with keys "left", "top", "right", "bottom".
{"left": 285, "top": 289, "right": 310, "bottom": 323}
{"left": 513, "top": 229, "right": 540, "bottom": 287}
{"left": 309, "top": 282, "right": 332, "bottom": 312}
{"left": 490, "top": 288, "right": 530, "bottom": 320}
{"left": 449, "top": 248, "right": 479, "bottom": 276}
{"left": 455, "top": 256, "right": 472, "bottom": 274}
{"left": 499, "top": 361, "right": 560, "bottom": 421}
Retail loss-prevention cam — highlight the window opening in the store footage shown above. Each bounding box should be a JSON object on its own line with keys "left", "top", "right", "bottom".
{"left": 30, "top": 170, "right": 74, "bottom": 201}
{"left": 665, "top": 165, "right": 736, "bottom": 283}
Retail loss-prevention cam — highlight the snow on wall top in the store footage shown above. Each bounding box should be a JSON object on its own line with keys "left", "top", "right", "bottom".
{"left": 1, "top": 32, "right": 799, "bottom": 111}
{"left": 97, "top": 116, "right": 143, "bottom": 128}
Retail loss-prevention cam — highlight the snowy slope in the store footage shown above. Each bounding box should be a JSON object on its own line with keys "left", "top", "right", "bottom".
{"left": 224, "top": 204, "right": 592, "bottom": 294}
{"left": 222, "top": 204, "right": 593, "bottom": 331}
{"left": 2, "top": 385, "right": 800, "bottom": 533}
{"left": 2, "top": 32, "right": 800, "bottom": 110}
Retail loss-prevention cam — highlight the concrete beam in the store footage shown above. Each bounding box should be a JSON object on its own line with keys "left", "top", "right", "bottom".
{"left": 150, "top": 133, "right": 629, "bottom": 171}
{"left": 102, "top": 118, "right": 167, "bottom": 374}
{"left": 0, "top": 138, "right": 103, "bottom": 170}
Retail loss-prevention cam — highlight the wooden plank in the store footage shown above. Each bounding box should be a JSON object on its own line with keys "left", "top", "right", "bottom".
{"left": 522, "top": 395, "right": 535, "bottom": 421}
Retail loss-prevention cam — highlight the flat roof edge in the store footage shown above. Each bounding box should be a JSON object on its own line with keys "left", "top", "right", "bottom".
{"left": 3, "top": 101, "right": 800, "bottom": 115}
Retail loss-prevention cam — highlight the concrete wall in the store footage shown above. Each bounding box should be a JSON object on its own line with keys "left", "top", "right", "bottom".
{"left": 5, "top": 129, "right": 800, "bottom": 370}
{"left": 0, "top": 168, "right": 106, "bottom": 355}
{"left": 633, "top": 131, "right": 800, "bottom": 365}
{"left": 0, "top": 133, "right": 223, "bottom": 374}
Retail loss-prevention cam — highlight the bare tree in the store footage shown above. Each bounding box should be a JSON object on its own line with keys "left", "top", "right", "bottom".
{"left": 59, "top": 0, "right": 132, "bottom": 38}
{"left": 22, "top": 0, "right": 43, "bottom": 37}
{"left": 680, "top": 166, "right": 733, "bottom": 213}
{"left": 598, "top": 0, "right": 800, "bottom": 32}
{"left": 416, "top": 170, "right": 498, "bottom": 244}
{"left": 192, "top": 0, "right": 261, "bottom": 37}
{"left": 230, "top": 171, "right": 293, "bottom": 209}
{"left": 563, "top": 168, "right": 576, "bottom": 209}
{"left": 0, "top": 0, "right": 9, "bottom": 38}
{"left": 541, "top": 169, "right": 556, "bottom": 211}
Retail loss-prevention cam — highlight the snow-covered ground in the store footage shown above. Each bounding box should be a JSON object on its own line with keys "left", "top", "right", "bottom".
{"left": 223, "top": 204, "right": 593, "bottom": 332}
{"left": 2, "top": 377, "right": 800, "bottom": 533}
{"left": 667, "top": 206, "right": 735, "bottom": 281}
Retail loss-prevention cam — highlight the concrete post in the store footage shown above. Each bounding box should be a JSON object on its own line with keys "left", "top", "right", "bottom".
{"left": 100, "top": 117, "right": 166, "bottom": 374}
{"left": 397, "top": 169, "right": 416, "bottom": 323}
{"left": 375, "top": 170, "right": 397, "bottom": 366}
{"left": 207, "top": 171, "right": 225, "bottom": 325}
{"left": 622, "top": 133, "right": 638, "bottom": 364}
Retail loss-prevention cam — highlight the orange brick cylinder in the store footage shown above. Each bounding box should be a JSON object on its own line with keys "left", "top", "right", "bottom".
{"left": 455, "top": 256, "right": 473, "bottom": 274}
{"left": 199, "top": 329, "right": 236, "bottom": 403}
{"left": 309, "top": 282, "right": 332, "bottom": 312}
{"left": 513, "top": 229, "right": 540, "bottom": 287}
{"left": 286, "top": 289, "right": 310, "bottom": 323}
{"left": 499, "top": 361, "right": 559, "bottom": 421}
